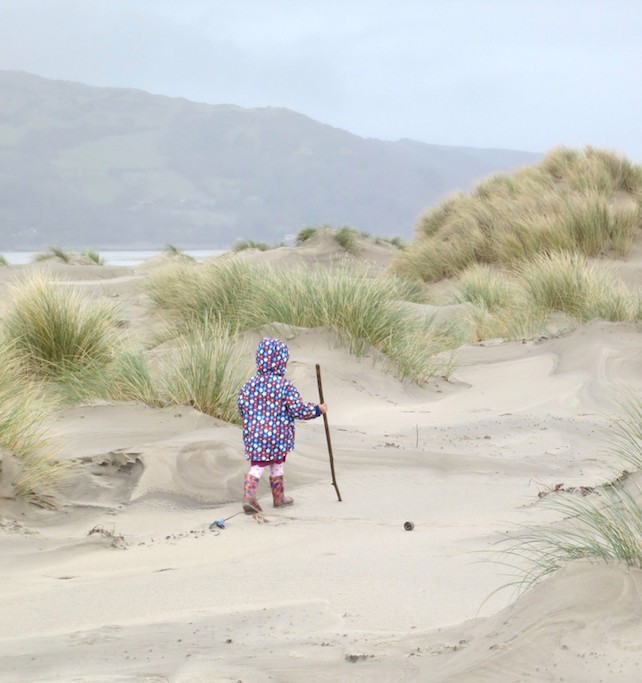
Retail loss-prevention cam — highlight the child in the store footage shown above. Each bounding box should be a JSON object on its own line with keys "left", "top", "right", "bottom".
{"left": 238, "top": 337, "right": 327, "bottom": 513}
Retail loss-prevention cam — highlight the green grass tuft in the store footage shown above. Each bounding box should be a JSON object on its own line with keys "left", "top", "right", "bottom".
{"left": 495, "top": 392, "right": 642, "bottom": 594}
{"left": 33, "top": 246, "right": 73, "bottom": 263}
{"left": 162, "top": 244, "right": 195, "bottom": 261}
{"left": 232, "top": 239, "right": 270, "bottom": 252}
{"left": 498, "top": 485, "right": 642, "bottom": 594}
{"left": 450, "top": 264, "right": 547, "bottom": 341}
{"left": 2, "top": 273, "right": 120, "bottom": 378}
{"left": 516, "top": 252, "right": 640, "bottom": 323}
{"left": 296, "top": 226, "right": 319, "bottom": 244}
{"left": 81, "top": 248, "right": 105, "bottom": 265}
{"left": 0, "top": 343, "right": 67, "bottom": 498}
{"left": 161, "top": 324, "right": 251, "bottom": 423}
{"left": 334, "top": 226, "right": 358, "bottom": 254}
{"left": 606, "top": 392, "right": 642, "bottom": 472}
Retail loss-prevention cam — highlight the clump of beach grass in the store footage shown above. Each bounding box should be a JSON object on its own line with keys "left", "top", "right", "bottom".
{"left": 334, "top": 226, "right": 359, "bottom": 254}
{"left": 392, "top": 146, "right": 642, "bottom": 283}
{"left": 2, "top": 273, "right": 120, "bottom": 379}
{"left": 460, "top": 305, "right": 547, "bottom": 343}
{"left": 499, "top": 484, "right": 642, "bottom": 594}
{"left": 51, "top": 330, "right": 249, "bottom": 423}
{"left": 256, "top": 264, "right": 424, "bottom": 353}
{"left": 495, "top": 391, "right": 642, "bottom": 594}
{"left": 450, "top": 264, "right": 547, "bottom": 340}
{"left": 54, "top": 347, "right": 161, "bottom": 406}
{"left": 147, "top": 258, "right": 259, "bottom": 337}
{"left": 295, "top": 225, "right": 369, "bottom": 254}
{"left": 541, "top": 145, "right": 642, "bottom": 194}
{"left": 376, "top": 236, "right": 405, "bottom": 249}
{"left": 0, "top": 373, "right": 51, "bottom": 462}
{"left": 33, "top": 246, "right": 74, "bottom": 264}
{"left": 107, "top": 349, "right": 160, "bottom": 405}
{"left": 605, "top": 391, "right": 642, "bottom": 472}
{"left": 30, "top": 247, "right": 107, "bottom": 266}
{"left": 0, "top": 345, "right": 66, "bottom": 498}
{"left": 11, "top": 445, "right": 68, "bottom": 501}
{"left": 146, "top": 257, "right": 454, "bottom": 383}
{"left": 161, "top": 324, "right": 251, "bottom": 424}
{"left": 296, "top": 226, "right": 319, "bottom": 244}
{"left": 0, "top": 255, "right": 8, "bottom": 267}
{"left": 163, "top": 244, "right": 184, "bottom": 256}
{"left": 163, "top": 244, "right": 195, "bottom": 262}
{"left": 453, "top": 264, "right": 524, "bottom": 312}
{"left": 232, "top": 239, "right": 271, "bottom": 252}
{"left": 515, "top": 252, "right": 640, "bottom": 323}
{"left": 444, "top": 249, "right": 642, "bottom": 343}
{"left": 81, "top": 248, "right": 105, "bottom": 265}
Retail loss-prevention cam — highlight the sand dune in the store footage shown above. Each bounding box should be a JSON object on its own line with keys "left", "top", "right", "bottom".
{"left": 1, "top": 244, "right": 641, "bottom": 682}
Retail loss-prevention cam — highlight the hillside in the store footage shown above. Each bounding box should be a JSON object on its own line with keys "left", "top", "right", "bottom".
{"left": 0, "top": 71, "right": 540, "bottom": 249}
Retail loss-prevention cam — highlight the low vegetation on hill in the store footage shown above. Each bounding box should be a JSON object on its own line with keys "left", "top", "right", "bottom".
{"left": 392, "top": 146, "right": 642, "bottom": 282}
{"left": 33, "top": 246, "right": 106, "bottom": 265}
{"left": 391, "top": 147, "right": 642, "bottom": 341}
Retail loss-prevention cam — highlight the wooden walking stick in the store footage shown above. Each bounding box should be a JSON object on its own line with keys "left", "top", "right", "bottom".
{"left": 315, "top": 363, "right": 342, "bottom": 502}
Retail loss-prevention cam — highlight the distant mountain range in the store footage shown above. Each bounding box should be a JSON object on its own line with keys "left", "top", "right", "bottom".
{"left": 0, "top": 71, "right": 541, "bottom": 249}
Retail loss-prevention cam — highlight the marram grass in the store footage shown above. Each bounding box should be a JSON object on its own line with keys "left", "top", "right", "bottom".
{"left": 51, "top": 330, "right": 250, "bottom": 424}
{"left": 0, "top": 382, "right": 51, "bottom": 462}
{"left": 146, "top": 258, "right": 258, "bottom": 335}
{"left": 392, "top": 146, "right": 642, "bottom": 283}
{"left": 232, "top": 239, "right": 270, "bottom": 252}
{"left": 33, "top": 246, "right": 73, "bottom": 263}
{"left": 81, "top": 248, "right": 105, "bottom": 265}
{"left": 54, "top": 348, "right": 162, "bottom": 407}
{"left": 447, "top": 254, "right": 641, "bottom": 341}
{"left": 604, "top": 392, "right": 642, "bottom": 472}
{"left": 108, "top": 349, "right": 161, "bottom": 405}
{"left": 334, "top": 226, "right": 358, "bottom": 254}
{"left": 0, "top": 347, "right": 67, "bottom": 498}
{"left": 496, "top": 393, "right": 642, "bottom": 594}
{"left": 11, "top": 448, "right": 69, "bottom": 501}
{"left": 146, "top": 258, "right": 454, "bottom": 383}
{"left": 515, "top": 252, "right": 640, "bottom": 323}
{"left": 2, "top": 273, "right": 120, "bottom": 378}
{"left": 498, "top": 485, "right": 642, "bottom": 594}
{"left": 450, "top": 263, "right": 546, "bottom": 340}
{"left": 452, "top": 264, "right": 524, "bottom": 313}
{"left": 161, "top": 325, "right": 251, "bottom": 424}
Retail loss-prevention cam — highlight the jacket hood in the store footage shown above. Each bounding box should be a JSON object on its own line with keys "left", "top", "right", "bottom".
{"left": 256, "top": 337, "right": 289, "bottom": 376}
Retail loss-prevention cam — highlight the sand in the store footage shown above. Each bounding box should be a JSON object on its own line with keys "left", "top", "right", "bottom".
{"left": 1, "top": 242, "right": 641, "bottom": 682}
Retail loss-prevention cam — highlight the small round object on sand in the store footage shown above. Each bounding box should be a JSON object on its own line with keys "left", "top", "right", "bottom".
{"left": 404, "top": 521, "right": 414, "bottom": 531}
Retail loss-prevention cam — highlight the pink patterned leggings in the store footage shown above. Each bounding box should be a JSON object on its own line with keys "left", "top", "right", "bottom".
{"left": 248, "top": 463, "right": 284, "bottom": 479}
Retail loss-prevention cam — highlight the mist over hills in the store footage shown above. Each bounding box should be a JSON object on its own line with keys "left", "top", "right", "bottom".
{"left": 0, "top": 71, "right": 541, "bottom": 249}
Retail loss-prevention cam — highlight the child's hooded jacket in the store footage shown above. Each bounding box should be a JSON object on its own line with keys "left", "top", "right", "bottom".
{"left": 238, "top": 338, "right": 320, "bottom": 464}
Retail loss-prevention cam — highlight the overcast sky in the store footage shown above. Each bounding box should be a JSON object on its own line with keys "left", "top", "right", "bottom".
{"left": 1, "top": 0, "right": 641, "bottom": 160}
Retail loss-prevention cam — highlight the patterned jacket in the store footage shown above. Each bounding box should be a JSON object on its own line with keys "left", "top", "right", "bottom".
{"left": 238, "top": 338, "right": 321, "bottom": 464}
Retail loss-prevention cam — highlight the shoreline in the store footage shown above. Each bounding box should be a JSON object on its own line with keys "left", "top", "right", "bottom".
{"left": 0, "top": 248, "right": 226, "bottom": 267}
